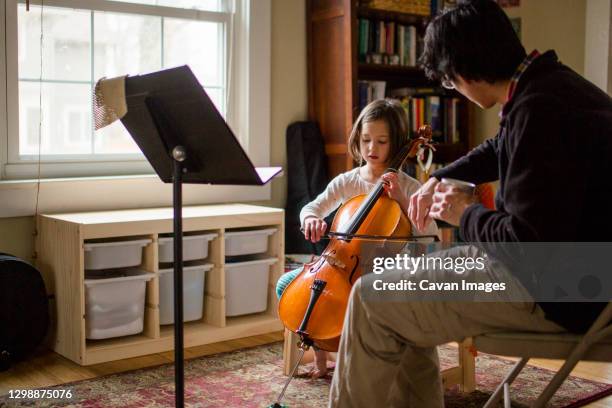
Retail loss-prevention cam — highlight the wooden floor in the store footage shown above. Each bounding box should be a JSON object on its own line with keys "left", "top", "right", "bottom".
{"left": 1, "top": 332, "right": 611, "bottom": 407}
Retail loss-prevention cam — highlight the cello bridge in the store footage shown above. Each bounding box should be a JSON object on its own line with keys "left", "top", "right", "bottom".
{"left": 321, "top": 254, "right": 346, "bottom": 270}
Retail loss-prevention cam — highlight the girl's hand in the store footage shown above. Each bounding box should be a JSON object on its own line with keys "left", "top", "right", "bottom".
{"left": 303, "top": 216, "right": 327, "bottom": 243}
{"left": 429, "top": 182, "right": 478, "bottom": 226}
{"left": 382, "top": 172, "right": 409, "bottom": 214}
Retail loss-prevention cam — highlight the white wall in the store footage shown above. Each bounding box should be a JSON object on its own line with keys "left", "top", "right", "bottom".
{"left": 584, "top": 0, "right": 611, "bottom": 92}
{"left": 266, "top": 0, "right": 308, "bottom": 208}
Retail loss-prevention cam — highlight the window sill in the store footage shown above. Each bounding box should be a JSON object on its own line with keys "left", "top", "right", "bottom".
{"left": 0, "top": 174, "right": 273, "bottom": 218}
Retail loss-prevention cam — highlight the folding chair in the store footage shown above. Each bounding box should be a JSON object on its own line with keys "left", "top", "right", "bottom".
{"left": 474, "top": 302, "right": 612, "bottom": 408}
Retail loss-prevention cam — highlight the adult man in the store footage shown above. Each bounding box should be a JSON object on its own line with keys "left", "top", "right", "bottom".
{"left": 329, "top": 0, "right": 612, "bottom": 406}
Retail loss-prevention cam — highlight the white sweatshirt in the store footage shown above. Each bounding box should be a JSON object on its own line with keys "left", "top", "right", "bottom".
{"left": 299, "top": 167, "right": 440, "bottom": 238}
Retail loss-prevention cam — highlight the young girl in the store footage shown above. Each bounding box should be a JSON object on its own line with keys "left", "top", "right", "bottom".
{"left": 277, "top": 99, "right": 439, "bottom": 378}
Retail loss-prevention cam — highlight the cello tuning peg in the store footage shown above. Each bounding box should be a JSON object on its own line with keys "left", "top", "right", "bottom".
{"left": 417, "top": 124, "right": 433, "bottom": 140}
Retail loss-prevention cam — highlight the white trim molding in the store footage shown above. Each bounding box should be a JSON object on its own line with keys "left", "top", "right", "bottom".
{"left": 0, "top": 176, "right": 271, "bottom": 218}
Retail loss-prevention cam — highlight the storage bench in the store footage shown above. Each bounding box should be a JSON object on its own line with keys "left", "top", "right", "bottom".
{"left": 36, "top": 204, "right": 284, "bottom": 365}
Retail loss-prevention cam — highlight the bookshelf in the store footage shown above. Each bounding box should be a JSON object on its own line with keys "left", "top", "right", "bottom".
{"left": 307, "top": 0, "right": 473, "bottom": 179}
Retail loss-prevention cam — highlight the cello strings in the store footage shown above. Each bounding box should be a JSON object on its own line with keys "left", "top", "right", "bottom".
{"left": 311, "top": 233, "right": 440, "bottom": 243}
{"left": 327, "top": 231, "right": 439, "bottom": 240}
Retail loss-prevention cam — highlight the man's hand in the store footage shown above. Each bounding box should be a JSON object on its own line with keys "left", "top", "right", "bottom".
{"left": 303, "top": 216, "right": 327, "bottom": 243}
{"left": 429, "top": 182, "right": 478, "bottom": 226}
{"left": 408, "top": 177, "right": 439, "bottom": 231}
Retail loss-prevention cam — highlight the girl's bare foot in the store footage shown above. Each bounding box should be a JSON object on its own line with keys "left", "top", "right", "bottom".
{"left": 308, "top": 350, "right": 329, "bottom": 379}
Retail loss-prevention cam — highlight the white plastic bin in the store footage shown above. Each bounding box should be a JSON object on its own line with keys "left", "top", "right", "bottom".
{"left": 224, "top": 228, "right": 277, "bottom": 256}
{"left": 158, "top": 233, "right": 217, "bottom": 263}
{"left": 84, "top": 239, "right": 151, "bottom": 270}
{"left": 84, "top": 269, "right": 154, "bottom": 339}
{"left": 225, "top": 257, "right": 277, "bottom": 316}
{"left": 158, "top": 263, "right": 213, "bottom": 325}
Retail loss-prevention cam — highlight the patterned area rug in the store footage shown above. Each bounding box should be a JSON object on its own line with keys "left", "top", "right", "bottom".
{"left": 0, "top": 342, "right": 610, "bottom": 408}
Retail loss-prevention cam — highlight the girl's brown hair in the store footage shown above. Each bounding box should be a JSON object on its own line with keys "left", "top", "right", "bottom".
{"left": 348, "top": 99, "right": 410, "bottom": 164}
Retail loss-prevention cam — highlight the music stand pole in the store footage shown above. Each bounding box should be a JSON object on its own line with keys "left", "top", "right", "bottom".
{"left": 117, "top": 66, "right": 283, "bottom": 407}
{"left": 172, "top": 146, "right": 186, "bottom": 408}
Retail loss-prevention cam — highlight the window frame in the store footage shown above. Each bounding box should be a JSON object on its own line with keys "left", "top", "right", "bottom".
{"left": 0, "top": 0, "right": 272, "bottom": 217}
{"left": 6, "top": 0, "right": 232, "bottom": 176}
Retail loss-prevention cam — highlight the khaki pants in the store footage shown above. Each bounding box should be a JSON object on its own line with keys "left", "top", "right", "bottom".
{"left": 329, "top": 245, "right": 565, "bottom": 408}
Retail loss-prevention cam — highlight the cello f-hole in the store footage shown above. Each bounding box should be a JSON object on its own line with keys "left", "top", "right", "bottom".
{"left": 309, "top": 257, "right": 325, "bottom": 275}
{"left": 348, "top": 254, "right": 360, "bottom": 284}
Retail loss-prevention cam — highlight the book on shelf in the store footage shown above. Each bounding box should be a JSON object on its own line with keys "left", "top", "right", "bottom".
{"left": 358, "top": 17, "right": 420, "bottom": 67}
{"left": 359, "top": 19, "right": 370, "bottom": 61}
{"left": 391, "top": 88, "right": 462, "bottom": 143}
{"left": 357, "top": 83, "right": 462, "bottom": 144}
{"left": 378, "top": 21, "right": 385, "bottom": 54}
{"left": 358, "top": 80, "right": 386, "bottom": 112}
{"left": 386, "top": 21, "right": 395, "bottom": 55}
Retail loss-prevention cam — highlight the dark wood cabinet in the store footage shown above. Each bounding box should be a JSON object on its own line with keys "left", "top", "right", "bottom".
{"left": 306, "top": 0, "right": 473, "bottom": 178}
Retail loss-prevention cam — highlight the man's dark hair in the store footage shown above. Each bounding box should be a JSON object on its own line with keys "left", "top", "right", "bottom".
{"left": 419, "top": 0, "right": 526, "bottom": 83}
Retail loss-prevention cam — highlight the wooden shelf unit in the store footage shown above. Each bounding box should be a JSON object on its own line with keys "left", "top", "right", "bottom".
{"left": 36, "top": 204, "right": 284, "bottom": 366}
{"left": 307, "top": 0, "right": 473, "bottom": 178}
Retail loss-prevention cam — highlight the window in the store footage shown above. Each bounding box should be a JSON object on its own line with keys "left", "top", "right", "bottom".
{"left": 0, "top": 0, "right": 271, "bottom": 217}
{"left": 2, "top": 0, "right": 264, "bottom": 180}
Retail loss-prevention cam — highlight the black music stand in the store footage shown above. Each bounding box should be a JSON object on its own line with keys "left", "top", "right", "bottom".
{"left": 119, "top": 66, "right": 281, "bottom": 408}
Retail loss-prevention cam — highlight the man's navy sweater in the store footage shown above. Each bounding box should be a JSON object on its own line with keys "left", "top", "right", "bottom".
{"left": 432, "top": 50, "right": 612, "bottom": 333}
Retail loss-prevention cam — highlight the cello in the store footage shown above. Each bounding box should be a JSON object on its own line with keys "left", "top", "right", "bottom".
{"left": 270, "top": 126, "right": 434, "bottom": 407}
